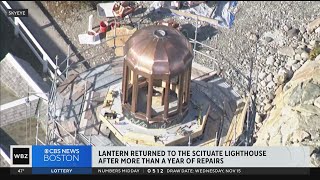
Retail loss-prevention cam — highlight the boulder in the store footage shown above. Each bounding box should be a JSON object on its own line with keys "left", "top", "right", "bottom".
{"left": 278, "top": 47, "right": 295, "bottom": 57}
{"left": 254, "top": 60, "right": 320, "bottom": 167}
{"left": 301, "top": 51, "right": 309, "bottom": 61}
{"left": 287, "top": 28, "right": 299, "bottom": 37}
{"left": 314, "top": 97, "right": 320, "bottom": 109}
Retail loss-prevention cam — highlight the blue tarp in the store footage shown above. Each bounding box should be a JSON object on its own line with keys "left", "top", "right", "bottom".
{"left": 149, "top": 1, "right": 238, "bottom": 29}
{"left": 213, "top": 1, "right": 238, "bottom": 29}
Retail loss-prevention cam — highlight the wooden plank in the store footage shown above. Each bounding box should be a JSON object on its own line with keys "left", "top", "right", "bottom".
{"left": 167, "top": 8, "right": 219, "bottom": 26}
{"left": 223, "top": 96, "right": 249, "bottom": 146}
{"left": 71, "top": 82, "right": 92, "bottom": 101}
{"left": 57, "top": 73, "right": 78, "bottom": 93}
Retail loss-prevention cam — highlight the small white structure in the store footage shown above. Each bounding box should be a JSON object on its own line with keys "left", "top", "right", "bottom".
{"left": 97, "top": 2, "right": 116, "bottom": 17}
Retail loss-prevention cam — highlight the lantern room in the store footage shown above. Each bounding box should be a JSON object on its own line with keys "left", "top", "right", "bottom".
{"left": 121, "top": 25, "right": 193, "bottom": 128}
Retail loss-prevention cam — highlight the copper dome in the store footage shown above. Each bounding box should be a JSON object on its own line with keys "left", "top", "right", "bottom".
{"left": 124, "top": 25, "right": 193, "bottom": 77}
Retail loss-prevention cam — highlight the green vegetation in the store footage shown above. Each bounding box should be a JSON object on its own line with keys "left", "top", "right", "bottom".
{"left": 310, "top": 42, "right": 320, "bottom": 61}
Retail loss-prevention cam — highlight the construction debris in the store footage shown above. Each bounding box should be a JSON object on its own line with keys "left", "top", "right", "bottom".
{"left": 78, "top": 32, "right": 101, "bottom": 45}
{"left": 97, "top": 2, "right": 116, "bottom": 17}
{"left": 103, "top": 90, "right": 115, "bottom": 107}
{"left": 78, "top": 14, "right": 102, "bottom": 44}
{"left": 101, "top": 108, "right": 117, "bottom": 119}
{"left": 186, "top": 2, "right": 214, "bottom": 17}
{"left": 113, "top": 2, "right": 135, "bottom": 18}
{"left": 97, "top": 2, "right": 135, "bottom": 18}
{"left": 150, "top": 1, "right": 238, "bottom": 28}
{"left": 168, "top": 8, "right": 219, "bottom": 26}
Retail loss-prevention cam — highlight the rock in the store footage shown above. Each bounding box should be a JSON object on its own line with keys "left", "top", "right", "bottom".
{"left": 260, "top": 80, "right": 267, "bottom": 87}
{"left": 287, "top": 28, "right": 299, "bottom": 37}
{"left": 254, "top": 60, "right": 320, "bottom": 148}
{"left": 264, "top": 103, "right": 273, "bottom": 112}
{"left": 291, "top": 130, "right": 311, "bottom": 143}
{"left": 288, "top": 83, "right": 303, "bottom": 107}
{"left": 263, "top": 98, "right": 270, "bottom": 104}
{"left": 301, "top": 51, "right": 309, "bottom": 61}
{"left": 266, "top": 74, "right": 273, "bottom": 82}
{"left": 255, "top": 113, "right": 263, "bottom": 123}
{"left": 286, "top": 59, "right": 298, "bottom": 67}
{"left": 299, "top": 26, "right": 306, "bottom": 34}
{"left": 249, "top": 33, "right": 258, "bottom": 42}
{"left": 283, "top": 24, "right": 291, "bottom": 32}
{"left": 267, "top": 93, "right": 275, "bottom": 101}
{"left": 293, "top": 104, "right": 320, "bottom": 115}
{"left": 315, "top": 55, "right": 320, "bottom": 62}
{"left": 307, "top": 17, "right": 320, "bottom": 33}
{"left": 258, "top": 72, "right": 267, "bottom": 79}
{"left": 310, "top": 40, "right": 317, "bottom": 47}
{"left": 265, "top": 36, "right": 273, "bottom": 43}
{"left": 302, "top": 33, "right": 309, "bottom": 40}
{"left": 301, "top": 83, "right": 320, "bottom": 105}
{"left": 266, "top": 56, "right": 275, "bottom": 65}
{"left": 315, "top": 27, "right": 320, "bottom": 33}
{"left": 294, "top": 54, "right": 301, "bottom": 61}
{"left": 278, "top": 47, "right": 295, "bottom": 57}
{"left": 314, "top": 97, "right": 320, "bottom": 109}
{"left": 256, "top": 122, "right": 263, "bottom": 129}
{"left": 275, "top": 74, "right": 286, "bottom": 85}
{"left": 291, "top": 63, "right": 301, "bottom": 72}
{"left": 311, "top": 153, "right": 320, "bottom": 167}
{"left": 287, "top": 68, "right": 294, "bottom": 78}
{"left": 309, "top": 129, "right": 320, "bottom": 141}
{"left": 295, "top": 47, "right": 305, "bottom": 55}
{"left": 267, "top": 81, "right": 275, "bottom": 89}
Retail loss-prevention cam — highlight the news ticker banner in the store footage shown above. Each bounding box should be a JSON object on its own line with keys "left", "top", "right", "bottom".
{"left": 9, "top": 145, "right": 311, "bottom": 175}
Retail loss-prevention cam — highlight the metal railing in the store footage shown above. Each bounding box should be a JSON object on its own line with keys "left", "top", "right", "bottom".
{"left": 0, "top": 1, "right": 63, "bottom": 79}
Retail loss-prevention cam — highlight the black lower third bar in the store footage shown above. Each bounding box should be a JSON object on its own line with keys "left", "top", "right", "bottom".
{"left": 3, "top": 168, "right": 317, "bottom": 175}
{"left": 92, "top": 168, "right": 311, "bottom": 175}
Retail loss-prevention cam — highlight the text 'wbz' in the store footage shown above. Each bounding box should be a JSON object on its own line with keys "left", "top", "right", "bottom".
{"left": 98, "top": 150, "right": 267, "bottom": 165}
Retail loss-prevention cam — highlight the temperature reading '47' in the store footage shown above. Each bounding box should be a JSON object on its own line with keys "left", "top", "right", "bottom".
{"left": 18, "top": 169, "right": 24, "bottom": 173}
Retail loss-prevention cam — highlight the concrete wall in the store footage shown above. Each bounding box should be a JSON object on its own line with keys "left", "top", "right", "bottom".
{"left": 0, "top": 53, "right": 49, "bottom": 129}
{"left": 0, "top": 95, "right": 39, "bottom": 127}
{"left": 0, "top": 53, "right": 49, "bottom": 99}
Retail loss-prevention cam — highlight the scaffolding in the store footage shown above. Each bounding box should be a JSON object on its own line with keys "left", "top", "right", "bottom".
{"left": 34, "top": 4, "right": 257, "bottom": 146}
